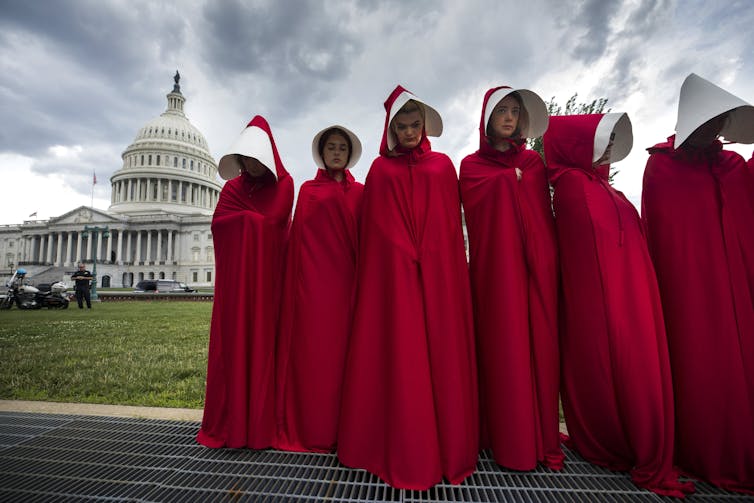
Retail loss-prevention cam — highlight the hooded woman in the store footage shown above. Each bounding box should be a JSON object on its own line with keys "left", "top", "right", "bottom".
{"left": 197, "top": 115, "right": 294, "bottom": 449}
{"left": 642, "top": 73, "right": 754, "bottom": 494}
{"left": 544, "top": 113, "right": 694, "bottom": 498}
{"left": 275, "top": 125, "right": 364, "bottom": 453}
{"left": 337, "top": 86, "right": 478, "bottom": 490}
{"left": 459, "top": 86, "right": 563, "bottom": 471}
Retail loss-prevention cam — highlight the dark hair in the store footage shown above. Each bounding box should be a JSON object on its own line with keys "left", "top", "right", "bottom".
{"left": 318, "top": 128, "right": 353, "bottom": 167}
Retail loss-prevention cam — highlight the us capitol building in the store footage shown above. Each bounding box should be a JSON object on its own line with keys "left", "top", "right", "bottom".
{"left": 0, "top": 72, "right": 222, "bottom": 288}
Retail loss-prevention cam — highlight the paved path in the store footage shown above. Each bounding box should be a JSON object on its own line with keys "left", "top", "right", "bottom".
{"left": 0, "top": 399, "right": 202, "bottom": 422}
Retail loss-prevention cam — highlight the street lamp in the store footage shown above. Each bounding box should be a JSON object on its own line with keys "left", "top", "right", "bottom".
{"left": 81, "top": 225, "right": 110, "bottom": 301}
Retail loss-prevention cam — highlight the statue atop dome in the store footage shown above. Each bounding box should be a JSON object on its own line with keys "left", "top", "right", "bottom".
{"left": 172, "top": 70, "right": 181, "bottom": 93}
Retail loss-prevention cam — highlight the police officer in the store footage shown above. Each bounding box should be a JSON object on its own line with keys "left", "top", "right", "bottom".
{"left": 71, "top": 262, "right": 92, "bottom": 309}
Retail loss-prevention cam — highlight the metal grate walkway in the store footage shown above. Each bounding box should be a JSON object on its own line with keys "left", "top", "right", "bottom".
{"left": 0, "top": 411, "right": 748, "bottom": 502}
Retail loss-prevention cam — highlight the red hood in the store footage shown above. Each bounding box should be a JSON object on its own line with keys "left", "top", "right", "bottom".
{"left": 379, "top": 85, "right": 431, "bottom": 157}
{"left": 218, "top": 115, "right": 291, "bottom": 181}
{"left": 544, "top": 114, "right": 609, "bottom": 184}
{"left": 247, "top": 115, "right": 290, "bottom": 181}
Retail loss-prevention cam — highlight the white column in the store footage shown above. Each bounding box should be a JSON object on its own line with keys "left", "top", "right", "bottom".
{"left": 56, "top": 232, "right": 63, "bottom": 266}
{"left": 135, "top": 231, "right": 142, "bottom": 263}
{"left": 76, "top": 232, "right": 83, "bottom": 262}
{"left": 127, "top": 179, "right": 133, "bottom": 201}
{"left": 126, "top": 231, "right": 132, "bottom": 264}
{"left": 166, "top": 230, "right": 173, "bottom": 264}
{"left": 46, "top": 233, "right": 53, "bottom": 263}
{"left": 116, "top": 230, "right": 123, "bottom": 265}
{"left": 96, "top": 231, "right": 103, "bottom": 262}
{"left": 156, "top": 230, "right": 163, "bottom": 263}
{"left": 106, "top": 231, "right": 113, "bottom": 263}
{"left": 178, "top": 181, "right": 183, "bottom": 202}
{"left": 85, "top": 234, "right": 92, "bottom": 261}
{"left": 65, "top": 231, "right": 73, "bottom": 266}
{"left": 146, "top": 230, "right": 152, "bottom": 263}
{"left": 157, "top": 179, "right": 162, "bottom": 202}
{"left": 146, "top": 179, "right": 152, "bottom": 201}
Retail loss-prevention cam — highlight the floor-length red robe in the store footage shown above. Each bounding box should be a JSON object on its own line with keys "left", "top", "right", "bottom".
{"left": 642, "top": 137, "right": 754, "bottom": 494}
{"left": 197, "top": 117, "right": 294, "bottom": 449}
{"left": 276, "top": 169, "right": 363, "bottom": 453}
{"left": 337, "top": 87, "right": 478, "bottom": 490}
{"left": 544, "top": 115, "right": 693, "bottom": 498}
{"left": 459, "top": 87, "right": 563, "bottom": 472}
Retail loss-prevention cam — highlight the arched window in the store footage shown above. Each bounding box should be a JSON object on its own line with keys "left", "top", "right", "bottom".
{"left": 191, "top": 247, "right": 200, "bottom": 262}
{"left": 148, "top": 272, "right": 155, "bottom": 279}
{"left": 101, "top": 275, "right": 111, "bottom": 288}
{"left": 159, "top": 271, "right": 165, "bottom": 279}
{"left": 173, "top": 157, "right": 177, "bottom": 167}
{"left": 156, "top": 155, "right": 160, "bottom": 166}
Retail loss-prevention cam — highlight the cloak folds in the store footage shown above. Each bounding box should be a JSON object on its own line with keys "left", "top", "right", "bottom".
{"left": 337, "top": 86, "right": 479, "bottom": 490}
{"left": 276, "top": 166, "right": 364, "bottom": 453}
{"left": 197, "top": 116, "right": 294, "bottom": 449}
{"left": 459, "top": 86, "right": 563, "bottom": 471}
{"left": 642, "top": 138, "right": 754, "bottom": 494}
{"left": 544, "top": 114, "right": 693, "bottom": 498}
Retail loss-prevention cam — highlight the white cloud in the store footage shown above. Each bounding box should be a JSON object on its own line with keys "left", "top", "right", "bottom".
{"left": 0, "top": 0, "right": 752, "bottom": 225}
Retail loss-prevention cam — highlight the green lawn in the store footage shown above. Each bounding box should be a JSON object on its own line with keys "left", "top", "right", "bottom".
{"left": 0, "top": 301, "right": 211, "bottom": 409}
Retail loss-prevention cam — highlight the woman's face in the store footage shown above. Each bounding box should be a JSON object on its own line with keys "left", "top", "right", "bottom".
{"left": 322, "top": 133, "right": 350, "bottom": 171}
{"left": 391, "top": 110, "right": 424, "bottom": 149}
{"left": 594, "top": 139, "right": 615, "bottom": 167}
{"left": 241, "top": 156, "right": 268, "bottom": 177}
{"left": 488, "top": 94, "right": 520, "bottom": 140}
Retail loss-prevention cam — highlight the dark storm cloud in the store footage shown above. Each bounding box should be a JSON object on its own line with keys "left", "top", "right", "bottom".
{"left": 566, "top": 0, "right": 619, "bottom": 62}
{"left": 0, "top": 0, "right": 185, "bottom": 79}
{"left": 200, "top": 0, "right": 362, "bottom": 120}
{"left": 0, "top": 0, "right": 187, "bottom": 157}
{"left": 597, "top": 0, "right": 673, "bottom": 98}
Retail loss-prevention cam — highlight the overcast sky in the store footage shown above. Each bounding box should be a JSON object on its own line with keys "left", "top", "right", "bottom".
{"left": 1, "top": 0, "right": 753, "bottom": 225}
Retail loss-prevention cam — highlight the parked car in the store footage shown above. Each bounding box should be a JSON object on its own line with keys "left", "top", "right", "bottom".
{"left": 133, "top": 280, "right": 196, "bottom": 293}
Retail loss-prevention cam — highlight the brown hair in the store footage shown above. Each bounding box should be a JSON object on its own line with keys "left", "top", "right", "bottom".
{"left": 486, "top": 91, "right": 529, "bottom": 140}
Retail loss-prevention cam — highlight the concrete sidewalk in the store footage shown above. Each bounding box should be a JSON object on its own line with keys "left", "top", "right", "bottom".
{"left": 0, "top": 399, "right": 202, "bottom": 422}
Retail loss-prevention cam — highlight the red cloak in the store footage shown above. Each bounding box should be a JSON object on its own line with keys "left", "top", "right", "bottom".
{"left": 544, "top": 115, "right": 693, "bottom": 498}
{"left": 276, "top": 168, "right": 363, "bottom": 452}
{"left": 642, "top": 137, "right": 754, "bottom": 494}
{"left": 337, "top": 86, "right": 479, "bottom": 490}
{"left": 459, "top": 86, "right": 563, "bottom": 471}
{"left": 197, "top": 116, "right": 294, "bottom": 449}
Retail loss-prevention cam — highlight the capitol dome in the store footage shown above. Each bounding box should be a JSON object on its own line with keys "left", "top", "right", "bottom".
{"left": 109, "top": 72, "right": 222, "bottom": 216}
